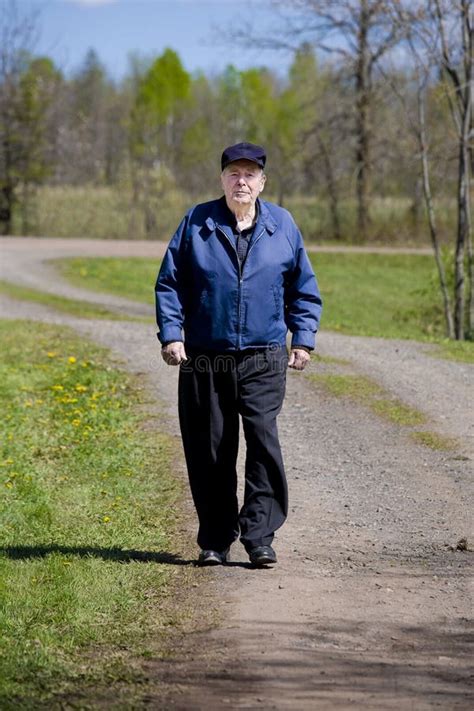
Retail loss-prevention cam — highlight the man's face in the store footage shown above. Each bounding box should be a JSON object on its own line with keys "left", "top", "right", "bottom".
{"left": 221, "top": 159, "right": 266, "bottom": 210}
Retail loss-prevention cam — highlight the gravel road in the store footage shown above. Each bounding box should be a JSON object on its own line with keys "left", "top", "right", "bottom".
{"left": 1, "top": 237, "right": 472, "bottom": 710}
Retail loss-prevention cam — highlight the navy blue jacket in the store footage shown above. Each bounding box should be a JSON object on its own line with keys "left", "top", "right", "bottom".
{"left": 155, "top": 197, "right": 322, "bottom": 351}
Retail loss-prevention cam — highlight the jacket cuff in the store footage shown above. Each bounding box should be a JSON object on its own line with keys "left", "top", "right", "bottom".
{"left": 157, "top": 326, "right": 183, "bottom": 345}
{"left": 291, "top": 330, "right": 316, "bottom": 350}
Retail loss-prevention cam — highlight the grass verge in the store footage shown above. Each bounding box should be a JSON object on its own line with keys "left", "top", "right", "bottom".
{"left": 309, "top": 372, "right": 462, "bottom": 452}
{"left": 429, "top": 340, "right": 474, "bottom": 364}
{"left": 54, "top": 256, "right": 159, "bottom": 304}
{"left": 410, "top": 431, "right": 458, "bottom": 451}
{"left": 309, "top": 373, "right": 427, "bottom": 427}
{"left": 0, "top": 280, "right": 148, "bottom": 322}
{"left": 0, "top": 320, "right": 187, "bottom": 705}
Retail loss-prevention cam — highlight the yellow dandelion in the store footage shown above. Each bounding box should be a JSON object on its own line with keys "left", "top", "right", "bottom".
{"left": 52, "top": 385, "right": 64, "bottom": 391}
{"left": 75, "top": 384, "right": 88, "bottom": 392}
{"left": 72, "top": 419, "right": 81, "bottom": 427}
{"left": 103, "top": 515, "right": 110, "bottom": 523}
{"left": 68, "top": 356, "right": 77, "bottom": 364}
{"left": 47, "top": 352, "right": 58, "bottom": 358}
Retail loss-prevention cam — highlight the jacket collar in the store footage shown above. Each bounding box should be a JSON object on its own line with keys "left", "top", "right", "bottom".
{"left": 205, "top": 197, "right": 277, "bottom": 235}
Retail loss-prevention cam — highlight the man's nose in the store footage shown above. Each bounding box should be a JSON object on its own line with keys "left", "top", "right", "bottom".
{"left": 237, "top": 176, "right": 246, "bottom": 185}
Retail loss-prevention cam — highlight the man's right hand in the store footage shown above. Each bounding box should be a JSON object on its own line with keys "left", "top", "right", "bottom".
{"left": 161, "top": 341, "right": 188, "bottom": 366}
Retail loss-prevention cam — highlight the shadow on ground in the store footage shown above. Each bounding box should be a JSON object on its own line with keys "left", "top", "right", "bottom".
{"left": 0, "top": 544, "right": 259, "bottom": 568}
{"left": 139, "top": 618, "right": 474, "bottom": 709}
{"left": 0, "top": 544, "right": 192, "bottom": 565}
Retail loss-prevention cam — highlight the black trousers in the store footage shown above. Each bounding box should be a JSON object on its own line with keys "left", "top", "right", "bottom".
{"left": 178, "top": 346, "right": 288, "bottom": 552}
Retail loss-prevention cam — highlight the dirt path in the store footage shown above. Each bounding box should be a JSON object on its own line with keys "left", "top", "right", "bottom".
{"left": 1, "top": 238, "right": 472, "bottom": 709}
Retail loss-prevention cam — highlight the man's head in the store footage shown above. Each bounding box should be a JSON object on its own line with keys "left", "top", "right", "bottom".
{"left": 220, "top": 142, "right": 266, "bottom": 212}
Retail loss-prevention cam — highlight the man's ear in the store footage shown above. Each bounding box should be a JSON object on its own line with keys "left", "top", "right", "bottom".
{"left": 259, "top": 174, "right": 266, "bottom": 192}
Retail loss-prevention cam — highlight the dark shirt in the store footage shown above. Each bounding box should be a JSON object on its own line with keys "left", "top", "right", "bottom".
{"left": 221, "top": 197, "right": 258, "bottom": 268}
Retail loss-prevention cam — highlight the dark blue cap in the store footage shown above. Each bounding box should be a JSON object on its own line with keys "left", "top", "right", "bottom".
{"left": 221, "top": 142, "right": 266, "bottom": 170}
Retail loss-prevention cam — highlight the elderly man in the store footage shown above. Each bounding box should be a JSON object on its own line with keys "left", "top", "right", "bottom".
{"left": 155, "top": 142, "right": 322, "bottom": 567}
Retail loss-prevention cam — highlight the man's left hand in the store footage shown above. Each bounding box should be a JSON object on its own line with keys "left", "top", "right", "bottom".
{"left": 288, "top": 348, "right": 311, "bottom": 371}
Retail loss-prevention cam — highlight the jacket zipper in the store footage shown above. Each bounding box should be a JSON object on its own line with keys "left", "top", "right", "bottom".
{"left": 217, "top": 225, "right": 266, "bottom": 349}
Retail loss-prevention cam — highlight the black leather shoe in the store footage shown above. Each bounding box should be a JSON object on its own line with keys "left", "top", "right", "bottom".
{"left": 197, "top": 549, "right": 229, "bottom": 566}
{"left": 248, "top": 545, "right": 277, "bottom": 566}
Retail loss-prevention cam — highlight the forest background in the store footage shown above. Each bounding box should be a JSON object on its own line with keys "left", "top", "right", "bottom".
{"left": 0, "top": 0, "right": 472, "bottom": 339}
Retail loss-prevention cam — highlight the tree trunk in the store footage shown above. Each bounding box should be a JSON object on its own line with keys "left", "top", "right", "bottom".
{"left": 454, "top": 107, "right": 470, "bottom": 339}
{"left": 355, "top": 0, "right": 371, "bottom": 241}
{"left": 453, "top": 0, "right": 472, "bottom": 340}
{"left": 462, "top": 0, "right": 473, "bottom": 337}
{"left": 418, "top": 88, "right": 455, "bottom": 339}
{"left": 317, "top": 133, "right": 342, "bottom": 240}
{"left": 0, "top": 185, "right": 14, "bottom": 235}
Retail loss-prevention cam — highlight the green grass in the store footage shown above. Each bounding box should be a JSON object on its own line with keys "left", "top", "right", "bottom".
{"left": 309, "top": 373, "right": 427, "bottom": 428}
{"left": 429, "top": 340, "right": 474, "bottom": 364}
{"left": 53, "top": 257, "right": 160, "bottom": 305}
{"left": 0, "top": 321, "right": 187, "bottom": 705}
{"left": 311, "top": 252, "right": 451, "bottom": 340}
{"left": 410, "top": 431, "right": 458, "bottom": 451}
{"left": 312, "top": 353, "right": 351, "bottom": 365}
{"left": 0, "top": 280, "right": 147, "bottom": 322}
{"left": 309, "top": 372, "right": 462, "bottom": 452}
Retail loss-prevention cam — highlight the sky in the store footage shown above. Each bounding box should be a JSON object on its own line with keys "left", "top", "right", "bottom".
{"left": 16, "top": 0, "right": 296, "bottom": 81}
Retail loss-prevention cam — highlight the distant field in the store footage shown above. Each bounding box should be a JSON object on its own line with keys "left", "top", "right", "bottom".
{"left": 15, "top": 185, "right": 456, "bottom": 244}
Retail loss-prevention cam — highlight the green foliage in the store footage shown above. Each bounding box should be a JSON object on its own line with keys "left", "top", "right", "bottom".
{"left": 17, "top": 56, "right": 60, "bottom": 184}
{"left": 0, "top": 321, "right": 185, "bottom": 702}
{"left": 136, "top": 48, "right": 190, "bottom": 123}
{"left": 131, "top": 47, "right": 191, "bottom": 164}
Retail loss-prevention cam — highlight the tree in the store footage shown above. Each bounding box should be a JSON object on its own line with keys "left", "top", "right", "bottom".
{"left": 0, "top": 0, "right": 38, "bottom": 234}
{"left": 16, "top": 56, "right": 61, "bottom": 231}
{"left": 232, "top": 0, "right": 405, "bottom": 239}
{"left": 387, "top": 0, "right": 473, "bottom": 339}
{"left": 129, "top": 48, "right": 191, "bottom": 235}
